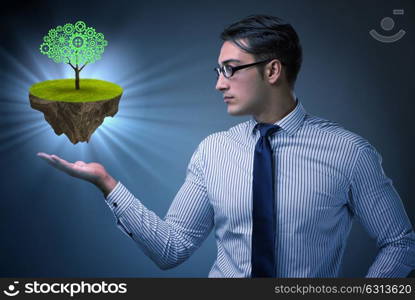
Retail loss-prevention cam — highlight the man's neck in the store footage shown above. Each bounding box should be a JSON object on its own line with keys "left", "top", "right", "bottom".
{"left": 253, "top": 89, "right": 297, "bottom": 124}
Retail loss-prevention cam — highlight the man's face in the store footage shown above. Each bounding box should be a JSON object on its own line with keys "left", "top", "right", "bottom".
{"left": 215, "top": 40, "right": 268, "bottom": 116}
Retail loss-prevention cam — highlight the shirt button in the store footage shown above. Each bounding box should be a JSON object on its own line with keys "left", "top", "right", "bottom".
{"left": 113, "top": 202, "right": 118, "bottom": 207}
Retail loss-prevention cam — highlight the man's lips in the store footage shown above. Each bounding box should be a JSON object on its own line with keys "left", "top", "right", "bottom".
{"left": 224, "top": 96, "right": 234, "bottom": 103}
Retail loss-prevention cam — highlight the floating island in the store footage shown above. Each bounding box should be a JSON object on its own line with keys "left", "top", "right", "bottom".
{"left": 29, "top": 79, "right": 122, "bottom": 144}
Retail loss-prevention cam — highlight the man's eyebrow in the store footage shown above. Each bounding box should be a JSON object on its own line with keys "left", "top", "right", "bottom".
{"left": 218, "top": 59, "right": 241, "bottom": 65}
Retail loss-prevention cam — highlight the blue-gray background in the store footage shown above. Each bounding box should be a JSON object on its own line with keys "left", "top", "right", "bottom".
{"left": 0, "top": 0, "right": 414, "bottom": 277}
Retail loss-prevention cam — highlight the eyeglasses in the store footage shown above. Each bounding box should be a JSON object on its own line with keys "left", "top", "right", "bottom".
{"left": 214, "top": 58, "right": 281, "bottom": 79}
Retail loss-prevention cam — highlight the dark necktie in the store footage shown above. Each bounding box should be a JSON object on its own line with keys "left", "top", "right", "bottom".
{"left": 251, "top": 123, "right": 280, "bottom": 277}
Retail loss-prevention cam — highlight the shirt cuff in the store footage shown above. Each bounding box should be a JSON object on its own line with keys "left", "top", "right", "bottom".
{"left": 105, "top": 181, "right": 135, "bottom": 217}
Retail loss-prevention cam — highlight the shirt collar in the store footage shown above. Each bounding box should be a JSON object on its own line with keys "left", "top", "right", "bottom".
{"left": 249, "top": 98, "right": 307, "bottom": 137}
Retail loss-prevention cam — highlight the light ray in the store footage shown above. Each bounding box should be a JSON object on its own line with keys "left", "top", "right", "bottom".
{"left": 98, "top": 122, "right": 170, "bottom": 191}
{"left": 0, "top": 46, "right": 42, "bottom": 84}
{"left": 0, "top": 122, "right": 50, "bottom": 153}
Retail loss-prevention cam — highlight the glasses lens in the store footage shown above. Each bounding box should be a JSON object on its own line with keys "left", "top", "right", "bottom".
{"left": 214, "top": 67, "right": 220, "bottom": 78}
{"left": 223, "top": 65, "right": 233, "bottom": 78}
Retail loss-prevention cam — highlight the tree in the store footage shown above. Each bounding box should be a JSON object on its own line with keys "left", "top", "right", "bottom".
{"left": 39, "top": 21, "right": 108, "bottom": 90}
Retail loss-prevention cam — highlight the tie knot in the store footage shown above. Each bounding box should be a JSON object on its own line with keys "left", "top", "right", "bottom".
{"left": 257, "top": 123, "right": 280, "bottom": 138}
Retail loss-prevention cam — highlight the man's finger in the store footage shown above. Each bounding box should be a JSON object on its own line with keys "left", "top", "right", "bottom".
{"left": 37, "top": 152, "right": 95, "bottom": 182}
{"left": 37, "top": 153, "right": 76, "bottom": 175}
{"left": 37, "top": 152, "right": 51, "bottom": 160}
{"left": 37, "top": 153, "right": 62, "bottom": 166}
{"left": 37, "top": 152, "right": 56, "bottom": 166}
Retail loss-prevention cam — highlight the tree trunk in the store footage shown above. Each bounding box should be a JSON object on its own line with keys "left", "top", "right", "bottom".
{"left": 75, "top": 67, "right": 80, "bottom": 90}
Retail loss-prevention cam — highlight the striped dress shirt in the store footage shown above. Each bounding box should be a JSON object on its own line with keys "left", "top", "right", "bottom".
{"left": 105, "top": 99, "right": 415, "bottom": 277}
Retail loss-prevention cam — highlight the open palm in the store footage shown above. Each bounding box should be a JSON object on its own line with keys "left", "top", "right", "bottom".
{"left": 37, "top": 152, "right": 107, "bottom": 184}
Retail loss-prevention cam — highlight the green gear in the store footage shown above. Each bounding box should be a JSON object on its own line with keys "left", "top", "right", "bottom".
{"left": 60, "top": 46, "right": 72, "bottom": 58}
{"left": 96, "top": 32, "right": 104, "bottom": 41}
{"left": 56, "top": 25, "right": 63, "bottom": 32}
{"left": 87, "top": 38, "right": 96, "bottom": 47}
{"left": 48, "top": 28, "right": 57, "bottom": 38}
{"left": 53, "top": 54, "right": 63, "bottom": 63}
{"left": 43, "top": 36, "right": 51, "bottom": 43}
{"left": 102, "top": 40, "right": 108, "bottom": 47}
{"left": 69, "top": 33, "right": 87, "bottom": 51}
{"left": 46, "top": 46, "right": 57, "bottom": 59}
{"left": 63, "top": 23, "right": 74, "bottom": 35}
{"left": 85, "top": 27, "right": 96, "bottom": 37}
{"left": 75, "top": 21, "right": 86, "bottom": 32}
{"left": 58, "top": 36, "right": 66, "bottom": 44}
{"left": 40, "top": 43, "right": 50, "bottom": 55}
{"left": 56, "top": 32, "right": 68, "bottom": 47}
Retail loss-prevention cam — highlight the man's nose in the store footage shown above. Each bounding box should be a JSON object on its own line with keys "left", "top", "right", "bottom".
{"left": 215, "top": 73, "right": 229, "bottom": 92}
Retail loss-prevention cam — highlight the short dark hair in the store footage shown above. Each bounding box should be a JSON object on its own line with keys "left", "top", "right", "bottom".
{"left": 220, "top": 15, "right": 302, "bottom": 88}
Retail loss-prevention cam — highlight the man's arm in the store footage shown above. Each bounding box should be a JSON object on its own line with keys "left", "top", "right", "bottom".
{"left": 37, "top": 142, "right": 214, "bottom": 270}
{"left": 348, "top": 145, "right": 415, "bottom": 277}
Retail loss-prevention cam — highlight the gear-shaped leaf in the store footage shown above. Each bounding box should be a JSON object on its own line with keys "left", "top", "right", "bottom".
{"left": 96, "top": 32, "right": 104, "bottom": 41}
{"left": 40, "top": 43, "right": 50, "bottom": 55}
{"left": 60, "top": 46, "right": 72, "bottom": 59}
{"left": 56, "top": 32, "right": 69, "bottom": 47}
{"left": 48, "top": 29, "right": 57, "bottom": 38}
{"left": 75, "top": 21, "right": 86, "bottom": 32}
{"left": 63, "top": 23, "right": 74, "bottom": 35}
{"left": 85, "top": 27, "right": 96, "bottom": 37}
{"left": 69, "top": 33, "right": 86, "bottom": 51}
{"left": 87, "top": 38, "right": 96, "bottom": 47}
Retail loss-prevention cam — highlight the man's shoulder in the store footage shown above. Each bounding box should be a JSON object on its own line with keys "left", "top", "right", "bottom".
{"left": 202, "top": 120, "right": 250, "bottom": 142}
{"left": 197, "top": 120, "right": 251, "bottom": 150}
{"left": 303, "top": 114, "right": 371, "bottom": 150}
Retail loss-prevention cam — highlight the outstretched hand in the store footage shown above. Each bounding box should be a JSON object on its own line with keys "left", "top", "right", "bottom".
{"left": 37, "top": 152, "right": 117, "bottom": 196}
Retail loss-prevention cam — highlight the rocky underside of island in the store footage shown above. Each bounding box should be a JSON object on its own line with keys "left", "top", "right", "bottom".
{"left": 29, "top": 94, "right": 121, "bottom": 144}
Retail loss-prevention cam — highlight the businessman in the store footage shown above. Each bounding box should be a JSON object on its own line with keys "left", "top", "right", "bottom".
{"left": 38, "top": 15, "right": 415, "bottom": 277}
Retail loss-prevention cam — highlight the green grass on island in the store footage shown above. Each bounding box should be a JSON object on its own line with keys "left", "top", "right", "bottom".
{"left": 29, "top": 79, "right": 123, "bottom": 102}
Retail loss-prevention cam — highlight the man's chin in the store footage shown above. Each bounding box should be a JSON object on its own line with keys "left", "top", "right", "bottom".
{"left": 228, "top": 104, "right": 247, "bottom": 116}
{"left": 227, "top": 106, "right": 248, "bottom": 116}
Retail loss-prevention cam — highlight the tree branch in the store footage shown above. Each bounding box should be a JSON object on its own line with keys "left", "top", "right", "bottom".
{"left": 79, "top": 63, "right": 88, "bottom": 72}
{"left": 67, "top": 59, "right": 76, "bottom": 70}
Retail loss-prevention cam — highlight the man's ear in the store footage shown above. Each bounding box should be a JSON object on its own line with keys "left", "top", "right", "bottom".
{"left": 266, "top": 59, "right": 283, "bottom": 85}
